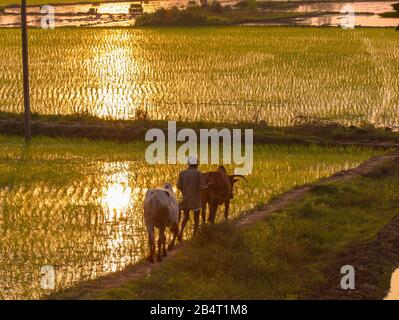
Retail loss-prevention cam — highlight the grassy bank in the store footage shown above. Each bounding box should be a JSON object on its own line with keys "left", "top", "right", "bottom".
{"left": 1, "top": 112, "right": 398, "bottom": 146}
{"left": 67, "top": 156, "right": 399, "bottom": 300}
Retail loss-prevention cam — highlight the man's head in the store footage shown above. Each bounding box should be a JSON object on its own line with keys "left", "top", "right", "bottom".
{"left": 187, "top": 155, "right": 198, "bottom": 169}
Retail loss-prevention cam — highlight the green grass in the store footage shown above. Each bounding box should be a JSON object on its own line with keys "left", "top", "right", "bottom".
{"left": 2, "top": 111, "right": 399, "bottom": 145}
{"left": 89, "top": 159, "right": 399, "bottom": 300}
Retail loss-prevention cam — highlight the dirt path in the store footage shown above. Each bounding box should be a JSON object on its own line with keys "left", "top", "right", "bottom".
{"left": 237, "top": 149, "right": 399, "bottom": 228}
{"left": 306, "top": 212, "right": 399, "bottom": 300}
{"left": 51, "top": 149, "right": 399, "bottom": 300}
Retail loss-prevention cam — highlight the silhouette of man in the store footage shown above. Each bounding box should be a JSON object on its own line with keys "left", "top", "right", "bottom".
{"left": 177, "top": 155, "right": 205, "bottom": 241}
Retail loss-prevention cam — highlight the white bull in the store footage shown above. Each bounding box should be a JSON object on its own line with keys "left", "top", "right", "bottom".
{"left": 144, "top": 183, "right": 179, "bottom": 263}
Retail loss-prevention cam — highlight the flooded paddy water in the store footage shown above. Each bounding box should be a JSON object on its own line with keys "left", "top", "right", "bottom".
{"left": 1, "top": 27, "right": 399, "bottom": 128}
{"left": 0, "top": 137, "right": 379, "bottom": 299}
{"left": 292, "top": 1, "right": 399, "bottom": 27}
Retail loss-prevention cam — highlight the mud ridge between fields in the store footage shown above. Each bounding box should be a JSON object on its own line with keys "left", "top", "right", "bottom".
{"left": 49, "top": 149, "right": 399, "bottom": 300}
{"left": 1, "top": 118, "right": 398, "bottom": 148}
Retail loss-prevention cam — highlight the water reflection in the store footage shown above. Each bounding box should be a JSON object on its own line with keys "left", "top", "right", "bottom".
{"left": 0, "top": 1, "right": 397, "bottom": 28}
{"left": 295, "top": 1, "right": 396, "bottom": 14}
{"left": 294, "top": 13, "right": 399, "bottom": 27}
{"left": 0, "top": 0, "right": 212, "bottom": 28}
{"left": 0, "top": 161, "right": 148, "bottom": 299}
{"left": 86, "top": 31, "right": 146, "bottom": 119}
{"left": 100, "top": 162, "right": 133, "bottom": 220}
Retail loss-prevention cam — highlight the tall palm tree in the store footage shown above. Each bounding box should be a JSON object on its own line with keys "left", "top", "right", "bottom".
{"left": 21, "top": 0, "right": 32, "bottom": 141}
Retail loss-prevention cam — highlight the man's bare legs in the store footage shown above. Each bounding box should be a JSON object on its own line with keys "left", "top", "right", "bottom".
{"left": 177, "top": 209, "right": 201, "bottom": 242}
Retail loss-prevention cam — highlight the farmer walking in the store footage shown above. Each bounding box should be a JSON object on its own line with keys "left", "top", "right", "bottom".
{"left": 177, "top": 155, "right": 205, "bottom": 241}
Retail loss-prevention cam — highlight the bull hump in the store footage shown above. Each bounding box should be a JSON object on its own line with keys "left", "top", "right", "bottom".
{"left": 149, "top": 188, "right": 172, "bottom": 193}
{"left": 204, "top": 171, "right": 232, "bottom": 199}
{"left": 206, "top": 171, "right": 230, "bottom": 184}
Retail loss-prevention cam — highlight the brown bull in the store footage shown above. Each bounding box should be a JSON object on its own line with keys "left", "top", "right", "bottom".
{"left": 201, "top": 166, "right": 247, "bottom": 224}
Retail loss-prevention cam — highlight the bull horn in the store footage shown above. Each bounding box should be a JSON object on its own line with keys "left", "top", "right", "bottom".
{"left": 230, "top": 175, "right": 248, "bottom": 182}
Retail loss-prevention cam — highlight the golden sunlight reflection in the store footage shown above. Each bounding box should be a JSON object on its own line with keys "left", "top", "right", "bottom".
{"left": 97, "top": 3, "right": 131, "bottom": 15}
{"left": 100, "top": 162, "right": 135, "bottom": 221}
{"left": 99, "top": 162, "right": 143, "bottom": 273}
{"left": 89, "top": 32, "right": 144, "bottom": 119}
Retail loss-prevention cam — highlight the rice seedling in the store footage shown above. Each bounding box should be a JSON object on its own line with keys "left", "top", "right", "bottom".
{"left": 0, "top": 27, "right": 398, "bottom": 127}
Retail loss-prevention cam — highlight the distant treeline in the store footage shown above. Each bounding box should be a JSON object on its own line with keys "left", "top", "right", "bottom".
{"left": 380, "top": 2, "right": 399, "bottom": 18}
{"left": 134, "top": 0, "right": 301, "bottom": 27}
{"left": 135, "top": 2, "right": 232, "bottom": 27}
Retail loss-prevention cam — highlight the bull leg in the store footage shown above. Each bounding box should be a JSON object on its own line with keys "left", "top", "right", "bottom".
{"left": 147, "top": 226, "right": 155, "bottom": 263}
{"left": 201, "top": 202, "right": 207, "bottom": 224}
{"left": 167, "top": 223, "right": 179, "bottom": 251}
{"left": 162, "top": 230, "right": 167, "bottom": 257}
{"left": 208, "top": 201, "right": 218, "bottom": 224}
{"left": 177, "top": 210, "right": 190, "bottom": 242}
{"left": 224, "top": 201, "right": 230, "bottom": 220}
{"left": 157, "top": 226, "right": 165, "bottom": 262}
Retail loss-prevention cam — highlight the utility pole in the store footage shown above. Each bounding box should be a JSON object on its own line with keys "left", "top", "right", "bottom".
{"left": 21, "top": 0, "right": 32, "bottom": 141}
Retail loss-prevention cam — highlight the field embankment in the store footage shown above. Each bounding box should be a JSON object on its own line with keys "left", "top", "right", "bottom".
{"left": 1, "top": 113, "right": 398, "bottom": 148}
{"left": 49, "top": 149, "right": 399, "bottom": 300}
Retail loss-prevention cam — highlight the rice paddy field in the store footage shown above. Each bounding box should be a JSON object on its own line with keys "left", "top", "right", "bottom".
{"left": 1, "top": 27, "right": 398, "bottom": 127}
{"left": 0, "top": 135, "right": 380, "bottom": 299}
